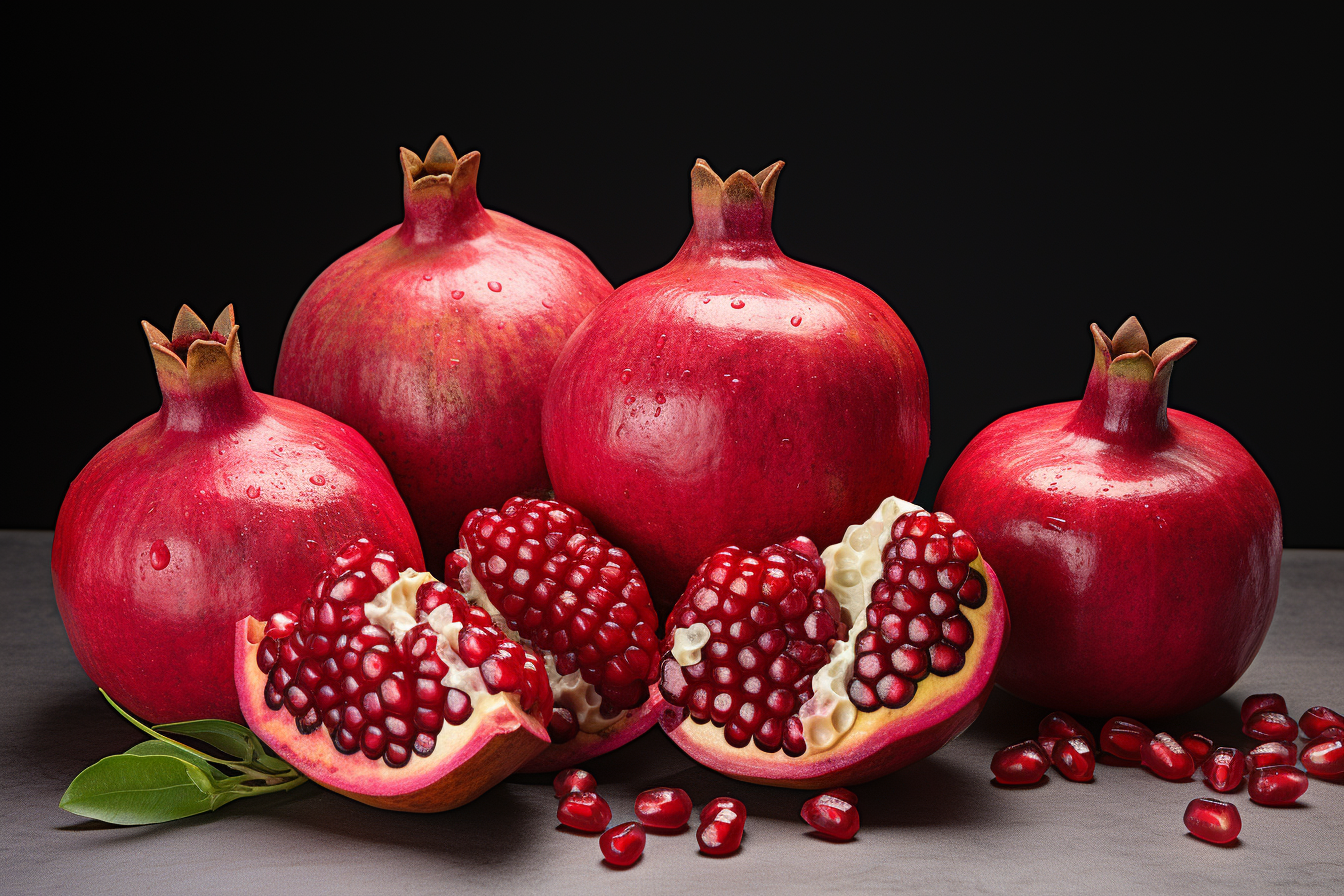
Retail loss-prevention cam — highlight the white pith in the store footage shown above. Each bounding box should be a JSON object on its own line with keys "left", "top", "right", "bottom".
{"left": 449, "top": 548, "right": 628, "bottom": 734}
{"left": 362, "top": 569, "right": 493, "bottom": 709}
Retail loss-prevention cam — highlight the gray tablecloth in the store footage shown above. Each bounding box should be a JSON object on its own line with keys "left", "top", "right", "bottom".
{"left": 2, "top": 532, "right": 1340, "bottom": 894}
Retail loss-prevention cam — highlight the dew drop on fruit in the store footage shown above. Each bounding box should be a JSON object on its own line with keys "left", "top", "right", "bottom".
{"left": 780, "top": 438, "right": 792, "bottom": 451}
{"left": 620, "top": 369, "right": 633, "bottom": 384}
{"left": 423, "top": 274, "right": 432, "bottom": 281}
{"left": 791, "top": 315, "right": 802, "bottom": 326}
{"left": 731, "top": 299, "right": 745, "bottom": 309}
{"left": 656, "top": 334, "right": 667, "bottom": 349}
{"left": 655, "top": 392, "right": 666, "bottom": 404}
{"left": 1044, "top": 517, "right": 1067, "bottom": 532}
{"left": 310, "top": 475, "right": 326, "bottom": 486}
{"left": 305, "top": 539, "right": 319, "bottom": 551}
{"left": 451, "top": 290, "right": 464, "bottom": 300}
{"left": 247, "top": 485, "right": 261, "bottom": 499}
{"left": 313, "top": 441, "right": 325, "bottom": 450}
{"left": 149, "top": 540, "right": 170, "bottom": 571}
{"left": 488, "top": 281, "right": 502, "bottom": 292}
{"left": 702, "top": 296, "right": 712, "bottom": 304}
{"left": 449, "top": 358, "right": 460, "bottom": 367}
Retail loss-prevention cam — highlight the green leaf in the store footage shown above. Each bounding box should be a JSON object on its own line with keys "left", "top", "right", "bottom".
{"left": 60, "top": 754, "right": 227, "bottom": 825}
{"left": 125, "top": 740, "right": 226, "bottom": 780}
{"left": 153, "top": 719, "right": 258, "bottom": 762}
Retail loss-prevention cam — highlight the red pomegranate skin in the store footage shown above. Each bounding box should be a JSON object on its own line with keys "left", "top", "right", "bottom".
{"left": 53, "top": 307, "right": 423, "bottom": 724}
{"left": 543, "top": 160, "right": 929, "bottom": 613}
{"left": 936, "top": 318, "right": 1281, "bottom": 717}
{"left": 275, "top": 137, "right": 610, "bottom": 574}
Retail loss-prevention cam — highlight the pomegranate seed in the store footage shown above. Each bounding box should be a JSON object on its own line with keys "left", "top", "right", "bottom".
{"left": 1243, "top": 711, "right": 1298, "bottom": 742}
{"left": 697, "top": 797, "right": 746, "bottom": 855}
{"left": 557, "top": 791, "right": 612, "bottom": 832}
{"left": 1300, "top": 733, "right": 1344, "bottom": 777}
{"left": 823, "top": 787, "right": 858, "bottom": 807}
{"left": 1247, "top": 741, "right": 1297, "bottom": 769}
{"left": 1141, "top": 733, "right": 1195, "bottom": 780}
{"left": 1177, "top": 732, "right": 1214, "bottom": 765}
{"left": 1036, "top": 735, "right": 1062, "bottom": 759}
{"left": 1299, "top": 705, "right": 1344, "bottom": 739}
{"left": 553, "top": 768, "right": 597, "bottom": 798}
{"left": 1039, "top": 711, "right": 1095, "bottom": 749}
{"left": 1247, "top": 765, "right": 1309, "bottom": 806}
{"left": 1201, "top": 747, "right": 1247, "bottom": 793}
{"left": 1240, "top": 693, "right": 1287, "bottom": 724}
{"left": 1052, "top": 736, "right": 1096, "bottom": 783}
{"left": 1183, "top": 798, "right": 1241, "bottom": 844}
{"left": 801, "top": 792, "right": 861, "bottom": 841}
{"left": 634, "top": 787, "right": 692, "bottom": 829}
{"left": 1099, "top": 716, "right": 1152, "bottom": 762}
{"left": 991, "top": 740, "right": 1051, "bottom": 785}
{"left": 599, "top": 822, "right": 645, "bottom": 866}
{"left": 547, "top": 706, "right": 578, "bottom": 743}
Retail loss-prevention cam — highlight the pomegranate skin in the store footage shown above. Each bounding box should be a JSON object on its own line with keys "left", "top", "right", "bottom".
{"left": 53, "top": 307, "right": 423, "bottom": 725}
{"left": 936, "top": 318, "right": 1281, "bottom": 718}
{"left": 543, "top": 160, "right": 929, "bottom": 613}
{"left": 275, "top": 137, "right": 610, "bottom": 575}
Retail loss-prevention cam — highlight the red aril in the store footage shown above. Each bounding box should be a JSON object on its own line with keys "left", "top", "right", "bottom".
{"left": 1099, "top": 717, "right": 1152, "bottom": 762}
{"left": 558, "top": 791, "right": 612, "bottom": 832}
{"left": 1201, "top": 747, "right": 1247, "bottom": 793}
{"left": 553, "top": 768, "right": 597, "bottom": 798}
{"left": 1039, "top": 711, "right": 1095, "bottom": 749}
{"left": 1299, "top": 706, "right": 1344, "bottom": 739}
{"left": 1247, "top": 741, "right": 1297, "bottom": 769}
{"left": 801, "top": 791, "right": 861, "bottom": 841}
{"left": 1036, "top": 736, "right": 1062, "bottom": 758}
{"left": 1052, "top": 737, "right": 1096, "bottom": 782}
{"left": 634, "top": 787, "right": 693, "bottom": 830}
{"left": 53, "top": 306, "right": 424, "bottom": 725}
{"left": 276, "top": 136, "right": 610, "bottom": 577}
{"left": 1300, "top": 734, "right": 1344, "bottom": 778}
{"left": 1141, "top": 733, "right": 1195, "bottom": 781}
{"left": 1243, "top": 711, "right": 1298, "bottom": 742}
{"left": 1183, "top": 798, "right": 1241, "bottom": 844}
{"left": 992, "top": 741, "right": 1051, "bottom": 785}
{"left": 1247, "top": 766, "right": 1309, "bottom": 806}
{"left": 1178, "top": 733, "right": 1214, "bottom": 765}
{"left": 697, "top": 797, "right": 747, "bottom": 855}
{"left": 599, "top": 822, "right": 646, "bottom": 866}
{"left": 936, "top": 318, "right": 1281, "bottom": 718}
{"left": 1241, "top": 693, "right": 1288, "bottom": 724}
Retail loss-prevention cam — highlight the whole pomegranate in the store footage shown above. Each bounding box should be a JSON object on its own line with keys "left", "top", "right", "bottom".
{"left": 543, "top": 160, "right": 929, "bottom": 614}
{"left": 936, "top": 317, "right": 1281, "bottom": 717}
{"left": 275, "top": 136, "right": 611, "bottom": 574}
{"left": 53, "top": 306, "right": 423, "bottom": 724}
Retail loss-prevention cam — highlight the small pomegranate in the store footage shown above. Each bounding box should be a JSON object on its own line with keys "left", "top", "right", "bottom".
{"left": 1299, "top": 706, "right": 1344, "bottom": 739}
{"left": 1202, "top": 747, "right": 1247, "bottom": 793}
{"left": 992, "top": 741, "right": 1051, "bottom": 785}
{"left": 801, "top": 790, "right": 860, "bottom": 841}
{"left": 697, "top": 797, "right": 747, "bottom": 856}
{"left": 937, "top": 317, "right": 1282, "bottom": 718}
{"left": 1240, "top": 693, "right": 1288, "bottom": 723}
{"left": 544, "top": 159, "right": 930, "bottom": 614}
{"left": 275, "top": 136, "right": 611, "bottom": 576}
{"left": 1052, "top": 737, "right": 1096, "bottom": 783}
{"left": 1247, "top": 741, "right": 1297, "bottom": 769}
{"left": 54, "top": 306, "right": 423, "bottom": 724}
{"left": 559, "top": 791, "right": 612, "bottom": 832}
{"left": 1300, "top": 734, "right": 1344, "bottom": 778}
{"left": 635, "top": 787, "right": 693, "bottom": 830}
{"left": 1247, "top": 766, "right": 1309, "bottom": 806}
{"left": 554, "top": 768, "right": 597, "bottom": 798}
{"left": 1141, "top": 733, "right": 1196, "bottom": 781}
{"left": 1184, "top": 798, "right": 1241, "bottom": 844}
{"left": 1243, "top": 711, "right": 1298, "bottom": 742}
{"left": 1099, "top": 717, "right": 1153, "bottom": 762}
{"left": 1178, "top": 733, "right": 1215, "bottom": 765}
{"left": 600, "top": 822, "right": 645, "bottom": 866}
{"left": 658, "top": 501, "right": 1008, "bottom": 788}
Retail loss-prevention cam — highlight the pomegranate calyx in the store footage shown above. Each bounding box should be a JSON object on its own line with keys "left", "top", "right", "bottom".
{"left": 397, "top": 136, "right": 490, "bottom": 244}
{"left": 686, "top": 158, "right": 785, "bottom": 253}
{"left": 1068, "top": 317, "right": 1197, "bottom": 446}
{"left": 143, "top": 305, "right": 264, "bottom": 428}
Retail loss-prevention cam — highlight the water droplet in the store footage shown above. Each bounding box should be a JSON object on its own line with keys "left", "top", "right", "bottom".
{"left": 433, "top": 331, "right": 442, "bottom": 343}
{"left": 451, "top": 290, "right": 464, "bottom": 300}
{"left": 487, "top": 281, "right": 502, "bottom": 292}
{"left": 423, "top": 273, "right": 433, "bottom": 281}
{"left": 1153, "top": 514, "right": 1168, "bottom": 530}
{"left": 309, "top": 474, "right": 326, "bottom": 486}
{"left": 868, "top": 311, "right": 878, "bottom": 320}
{"left": 624, "top": 395, "right": 635, "bottom": 405}
{"left": 620, "top": 369, "right": 633, "bottom": 384}
{"left": 780, "top": 438, "right": 792, "bottom": 451}
{"left": 449, "top": 358, "right": 461, "bottom": 367}
{"left": 313, "top": 441, "right": 325, "bottom": 451}
{"left": 1044, "top": 517, "right": 1067, "bottom": 532}
{"left": 655, "top": 392, "right": 666, "bottom": 404}
{"left": 655, "top": 334, "right": 667, "bottom": 349}
{"left": 681, "top": 369, "right": 692, "bottom": 378}
{"left": 274, "top": 445, "right": 283, "bottom": 453}
{"left": 542, "top": 299, "right": 553, "bottom": 308}
{"left": 791, "top": 315, "right": 802, "bottom": 327}
{"left": 616, "top": 423, "right": 626, "bottom": 437}
{"left": 246, "top": 485, "right": 261, "bottom": 499}
{"left": 702, "top": 296, "right": 712, "bottom": 304}
{"left": 730, "top": 299, "right": 745, "bottom": 309}
{"left": 654, "top": 407, "right": 661, "bottom": 417}
{"left": 147, "top": 504, "right": 155, "bottom": 515}
{"left": 497, "top": 321, "right": 505, "bottom": 330}
{"left": 305, "top": 539, "right": 319, "bottom": 551}
{"left": 623, "top": 488, "right": 630, "bottom": 499}
{"left": 149, "top": 541, "right": 170, "bottom": 570}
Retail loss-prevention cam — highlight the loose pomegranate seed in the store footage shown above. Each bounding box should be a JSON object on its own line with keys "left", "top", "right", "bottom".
{"left": 801, "top": 792, "right": 861, "bottom": 841}
{"left": 1100, "top": 716, "right": 1152, "bottom": 762}
{"left": 1039, "top": 711, "right": 1095, "bottom": 749}
{"left": 1299, "top": 705, "right": 1344, "bottom": 739}
{"left": 460, "top": 498, "right": 661, "bottom": 713}
{"left": 1183, "top": 798, "right": 1241, "bottom": 844}
{"left": 1141, "top": 733, "right": 1195, "bottom": 780}
{"left": 991, "top": 740, "right": 1051, "bottom": 785}
{"left": 557, "top": 791, "right": 612, "bottom": 832}
{"left": 1201, "top": 747, "right": 1247, "bottom": 793}
{"left": 1035, "top": 735, "right": 1062, "bottom": 758}
{"left": 1177, "top": 732, "right": 1214, "bottom": 765}
{"left": 553, "top": 768, "right": 597, "bottom": 798}
{"left": 1240, "top": 693, "right": 1287, "bottom": 724}
{"left": 599, "top": 822, "right": 646, "bottom": 866}
{"left": 697, "top": 797, "right": 746, "bottom": 855}
{"left": 823, "top": 787, "right": 858, "bottom": 807}
{"left": 1247, "top": 741, "right": 1297, "bottom": 769}
{"left": 1300, "top": 734, "right": 1344, "bottom": 777}
{"left": 1052, "top": 736, "right": 1096, "bottom": 782}
{"left": 1247, "top": 765, "right": 1309, "bottom": 806}
{"left": 659, "top": 538, "right": 844, "bottom": 755}
{"left": 634, "top": 787, "right": 693, "bottom": 829}
{"left": 1243, "top": 711, "right": 1298, "bottom": 742}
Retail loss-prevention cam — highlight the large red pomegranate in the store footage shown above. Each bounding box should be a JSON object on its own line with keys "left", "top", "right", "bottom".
{"left": 658, "top": 499, "right": 1008, "bottom": 788}
{"left": 936, "top": 317, "right": 1281, "bottom": 717}
{"left": 542, "top": 160, "right": 930, "bottom": 614}
{"left": 275, "top": 136, "right": 611, "bottom": 574}
{"left": 53, "top": 306, "right": 423, "bottom": 724}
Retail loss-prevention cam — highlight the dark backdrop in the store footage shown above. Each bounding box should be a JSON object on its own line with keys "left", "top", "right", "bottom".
{"left": 16, "top": 20, "right": 1342, "bottom": 546}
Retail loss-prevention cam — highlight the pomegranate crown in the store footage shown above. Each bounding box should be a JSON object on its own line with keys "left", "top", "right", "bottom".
{"left": 1089, "top": 316, "right": 1196, "bottom": 384}
{"left": 142, "top": 305, "right": 243, "bottom": 390}
{"left": 399, "top": 135, "right": 481, "bottom": 199}
{"left": 688, "top": 158, "right": 785, "bottom": 246}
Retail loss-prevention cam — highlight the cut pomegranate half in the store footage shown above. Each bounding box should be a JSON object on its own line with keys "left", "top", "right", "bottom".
{"left": 236, "top": 539, "right": 551, "bottom": 811}
{"left": 659, "top": 498, "right": 1008, "bottom": 788}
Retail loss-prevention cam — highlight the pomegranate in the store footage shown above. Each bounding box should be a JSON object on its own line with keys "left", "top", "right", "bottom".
{"left": 554, "top": 768, "right": 597, "bottom": 798}
{"left": 236, "top": 539, "right": 549, "bottom": 811}
{"left": 1184, "top": 799, "right": 1241, "bottom": 844}
{"left": 659, "top": 500, "right": 1007, "bottom": 788}
{"left": 53, "top": 306, "right": 422, "bottom": 724}
{"left": 1299, "top": 706, "right": 1344, "bottom": 739}
{"left": 1241, "top": 693, "right": 1288, "bottom": 723}
{"left": 543, "top": 159, "right": 930, "bottom": 614}
{"left": 1243, "top": 711, "right": 1298, "bottom": 742}
{"left": 1247, "top": 766, "right": 1309, "bottom": 806}
{"left": 275, "top": 136, "right": 611, "bottom": 575}
{"left": 1202, "top": 747, "right": 1247, "bottom": 793}
{"left": 450, "top": 497, "right": 665, "bottom": 772}
{"left": 1247, "top": 741, "right": 1297, "bottom": 769}
{"left": 1300, "top": 734, "right": 1344, "bottom": 778}
{"left": 992, "top": 741, "right": 1051, "bottom": 785}
{"left": 936, "top": 317, "right": 1282, "bottom": 717}
{"left": 635, "top": 787, "right": 693, "bottom": 830}
{"left": 1099, "top": 717, "right": 1152, "bottom": 762}
{"left": 801, "top": 790, "right": 861, "bottom": 841}
{"left": 697, "top": 797, "right": 747, "bottom": 855}
{"left": 1052, "top": 737, "right": 1096, "bottom": 782}
{"left": 558, "top": 791, "right": 612, "bottom": 832}
{"left": 1178, "top": 732, "right": 1215, "bottom": 765}
{"left": 600, "top": 822, "right": 646, "bottom": 866}
{"left": 1141, "top": 733, "right": 1195, "bottom": 781}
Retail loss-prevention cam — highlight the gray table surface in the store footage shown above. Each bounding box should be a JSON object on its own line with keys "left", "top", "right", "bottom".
{"left": 2, "top": 532, "right": 1340, "bottom": 895}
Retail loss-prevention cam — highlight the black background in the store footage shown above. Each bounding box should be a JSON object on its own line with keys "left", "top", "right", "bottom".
{"left": 16, "top": 17, "right": 1341, "bottom": 546}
